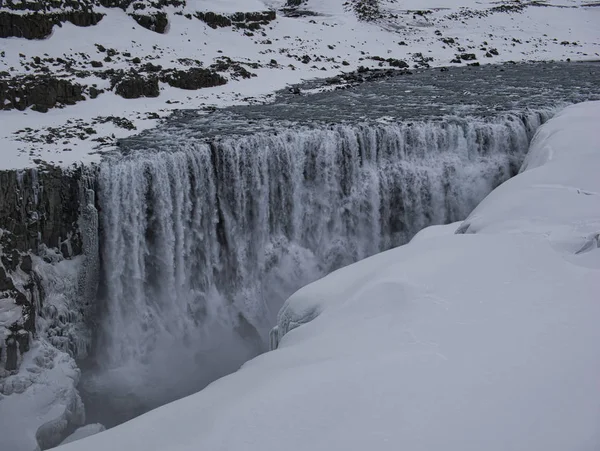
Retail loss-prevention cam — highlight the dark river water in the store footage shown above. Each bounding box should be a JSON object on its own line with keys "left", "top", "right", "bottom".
{"left": 121, "top": 61, "right": 600, "bottom": 148}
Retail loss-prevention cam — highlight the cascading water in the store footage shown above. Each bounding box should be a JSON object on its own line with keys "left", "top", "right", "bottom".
{"left": 83, "top": 111, "right": 550, "bottom": 423}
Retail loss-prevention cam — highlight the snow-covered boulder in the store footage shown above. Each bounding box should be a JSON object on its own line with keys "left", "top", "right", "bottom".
{"left": 57, "top": 101, "right": 600, "bottom": 451}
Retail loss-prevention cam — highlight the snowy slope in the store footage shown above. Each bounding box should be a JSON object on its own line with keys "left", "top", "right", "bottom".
{"left": 56, "top": 101, "right": 600, "bottom": 451}
{"left": 1, "top": 0, "right": 599, "bottom": 169}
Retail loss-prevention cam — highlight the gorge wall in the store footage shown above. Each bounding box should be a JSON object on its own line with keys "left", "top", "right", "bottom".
{"left": 0, "top": 109, "right": 551, "bottom": 447}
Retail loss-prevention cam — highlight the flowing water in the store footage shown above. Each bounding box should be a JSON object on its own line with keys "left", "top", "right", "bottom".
{"left": 81, "top": 61, "right": 600, "bottom": 426}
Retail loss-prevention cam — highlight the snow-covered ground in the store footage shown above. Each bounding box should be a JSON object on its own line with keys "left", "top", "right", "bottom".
{"left": 1, "top": 0, "right": 599, "bottom": 169}
{"left": 55, "top": 101, "right": 600, "bottom": 450}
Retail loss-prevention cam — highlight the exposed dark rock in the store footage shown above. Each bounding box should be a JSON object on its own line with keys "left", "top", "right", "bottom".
{"left": 161, "top": 68, "right": 226, "bottom": 90}
{"left": 459, "top": 53, "right": 478, "bottom": 61}
{"left": 0, "top": 167, "right": 86, "bottom": 252}
{"left": 0, "top": 266, "right": 15, "bottom": 291}
{"left": 195, "top": 10, "right": 276, "bottom": 29}
{"left": 5, "top": 336, "right": 17, "bottom": 371}
{"left": 194, "top": 11, "right": 231, "bottom": 28}
{"left": 0, "top": 11, "right": 104, "bottom": 40}
{"left": 17, "top": 331, "right": 30, "bottom": 353}
{"left": 114, "top": 75, "right": 160, "bottom": 98}
{"left": 0, "top": 76, "right": 85, "bottom": 112}
{"left": 129, "top": 11, "right": 168, "bottom": 33}
{"left": 20, "top": 254, "right": 33, "bottom": 273}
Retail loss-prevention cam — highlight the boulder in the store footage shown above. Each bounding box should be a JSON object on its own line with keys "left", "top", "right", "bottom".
{"left": 115, "top": 75, "right": 160, "bottom": 98}
{"left": 161, "top": 68, "right": 226, "bottom": 90}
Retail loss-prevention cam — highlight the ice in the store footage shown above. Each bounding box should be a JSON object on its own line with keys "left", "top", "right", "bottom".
{"left": 57, "top": 100, "right": 600, "bottom": 451}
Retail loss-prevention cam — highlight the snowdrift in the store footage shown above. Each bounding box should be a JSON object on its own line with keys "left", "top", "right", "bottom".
{"left": 59, "top": 101, "right": 600, "bottom": 450}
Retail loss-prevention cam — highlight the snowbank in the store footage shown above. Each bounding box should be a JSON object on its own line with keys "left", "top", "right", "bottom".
{"left": 59, "top": 424, "right": 106, "bottom": 446}
{"left": 56, "top": 101, "right": 600, "bottom": 450}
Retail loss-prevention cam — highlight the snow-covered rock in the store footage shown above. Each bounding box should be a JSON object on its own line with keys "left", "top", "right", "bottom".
{"left": 55, "top": 101, "right": 600, "bottom": 450}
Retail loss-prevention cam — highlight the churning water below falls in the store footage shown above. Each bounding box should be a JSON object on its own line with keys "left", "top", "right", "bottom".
{"left": 81, "top": 62, "right": 600, "bottom": 427}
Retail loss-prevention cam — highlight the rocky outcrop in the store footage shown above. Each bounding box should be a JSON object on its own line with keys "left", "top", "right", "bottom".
{"left": 0, "top": 11, "right": 104, "bottom": 39}
{"left": 161, "top": 68, "right": 226, "bottom": 90}
{"left": 0, "top": 75, "right": 85, "bottom": 112}
{"left": 0, "top": 168, "right": 87, "bottom": 252}
{"left": 115, "top": 75, "right": 160, "bottom": 98}
{"left": 129, "top": 11, "right": 168, "bottom": 33}
{"left": 0, "top": 166, "right": 99, "bottom": 375}
{"left": 195, "top": 10, "right": 276, "bottom": 30}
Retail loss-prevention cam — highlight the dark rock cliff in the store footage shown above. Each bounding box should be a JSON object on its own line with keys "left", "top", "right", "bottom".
{"left": 0, "top": 166, "right": 98, "bottom": 374}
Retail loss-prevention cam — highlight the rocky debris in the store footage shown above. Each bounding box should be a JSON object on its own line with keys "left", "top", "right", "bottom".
{"left": 411, "top": 52, "right": 434, "bottom": 69}
{"left": 0, "top": 11, "right": 104, "bottom": 40}
{"left": 194, "top": 10, "right": 276, "bottom": 30}
{"left": 210, "top": 58, "right": 257, "bottom": 80}
{"left": 129, "top": 11, "right": 168, "bottom": 33}
{"left": 320, "top": 66, "right": 412, "bottom": 90}
{"left": 0, "top": 75, "right": 85, "bottom": 112}
{"left": 114, "top": 74, "right": 160, "bottom": 98}
{"left": 451, "top": 53, "right": 478, "bottom": 63}
{"left": 161, "top": 68, "right": 227, "bottom": 90}
{"left": 370, "top": 56, "right": 409, "bottom": 69}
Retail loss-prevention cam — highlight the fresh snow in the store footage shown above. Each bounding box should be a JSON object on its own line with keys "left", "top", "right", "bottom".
{"left": 59, "top": 424, "right": 106, "bottom": 446}
{"left": 1, "top": 0, "right": 599, "bottom": 169}
{"left": 56, "top": 101, "right": 600, "bottom": 451}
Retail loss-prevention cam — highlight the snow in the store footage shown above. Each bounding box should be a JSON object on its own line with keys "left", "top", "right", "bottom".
{"left": 1, "top": 0, "right": 599, "bottom": 169}
{"left": 55, "top": 101, "right": 600, "bottom": 451}
{"left": 59, "top": 424, "right": 106, "bottom": 446}
{"left": 0, "top": 341, "right": 83, "bottom": 451}
{"left": 0, "top": 252, "right": 93, "bottom": 451}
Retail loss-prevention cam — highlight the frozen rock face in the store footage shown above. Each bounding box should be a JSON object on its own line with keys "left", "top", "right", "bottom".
{"left": 95, "top": 110, "right": 549, "bottom": 404}
{"left": 0, "top": 166, "right": 99, "bottom": 451}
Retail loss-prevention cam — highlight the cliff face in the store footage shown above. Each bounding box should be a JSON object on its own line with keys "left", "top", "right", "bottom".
{"left": 0, "top": 165, "right": 98, "bottom": 376}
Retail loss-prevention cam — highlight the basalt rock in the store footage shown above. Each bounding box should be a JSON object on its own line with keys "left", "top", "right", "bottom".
{"left": 114, "top": 75, "right": 160, "bottom": 98}
{"left": 195, "top": 10, "right": 276, "bottom": 29}
{"left": 161, "top": 68, "right": 226, "bottom": 90}
{"left": 129, "top": 11, "right": 168, "bottom": 33}
{"left": 0, "top": 11, "right": 104, "bottom": 40}
{"left": 0, "top": 167, "right": 86, "bottom": 252}
{"left": 0, "top": 76, "right": 85, "bottom": 112}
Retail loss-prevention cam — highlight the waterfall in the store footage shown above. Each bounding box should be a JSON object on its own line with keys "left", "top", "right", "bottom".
{"left": 90, "top": 111, "right": 549, "bottom": 415}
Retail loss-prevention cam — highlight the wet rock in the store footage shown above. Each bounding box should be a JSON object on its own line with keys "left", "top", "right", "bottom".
{"left": 114, "top": 75, "right": 160, "bottom": 98}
